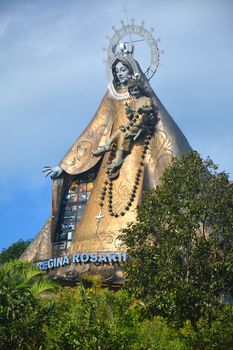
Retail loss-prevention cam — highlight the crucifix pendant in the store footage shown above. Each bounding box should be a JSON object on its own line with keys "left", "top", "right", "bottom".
{"left": 95, "top": 209, "right": 104, "bottom": 235}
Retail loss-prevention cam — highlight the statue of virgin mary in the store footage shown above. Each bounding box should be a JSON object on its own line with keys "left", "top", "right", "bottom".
{"left": 21, "top": 22, "right": 191, "bottom": 284}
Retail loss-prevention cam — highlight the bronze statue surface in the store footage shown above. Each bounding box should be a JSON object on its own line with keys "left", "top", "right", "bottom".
{"left": 21, "top": 21, "right": 191, "bottom": 284}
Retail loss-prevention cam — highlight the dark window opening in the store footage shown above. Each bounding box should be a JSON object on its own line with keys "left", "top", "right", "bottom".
{"left": 53, "top": 163, "right": 100, "bottom": 254}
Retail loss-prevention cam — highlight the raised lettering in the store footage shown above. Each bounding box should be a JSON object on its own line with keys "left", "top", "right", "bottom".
{"left": 98, "top": 253, "right": 107, "bottom": 263}
{"left": 72, "top": 253, "right": 80, "bottom": 263}
{"left": 80, "top": 253, "right": 89, "bottom": 263}
{"left": 90, "top": 253, "right": 98, "bottom": 262}
{"left": 63, "top": 255, "right": 69, "bottom": 265}
{"left": 108, "top": 252, "right": 117, "bottom": 263}
{"left": 56, "top": 257, "right": 63, "bottom": 267}
{"left": 47, "top": 259, "right": 54, "bottom": 269}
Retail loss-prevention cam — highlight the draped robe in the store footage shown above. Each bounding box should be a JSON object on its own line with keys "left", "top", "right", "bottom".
{"left": 21, "top": 88, "right": 191, "bottom": 282}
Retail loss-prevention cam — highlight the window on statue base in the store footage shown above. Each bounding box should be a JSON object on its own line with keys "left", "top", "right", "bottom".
{"left": 52, "top": 165, "right": 99, "bottom": 256}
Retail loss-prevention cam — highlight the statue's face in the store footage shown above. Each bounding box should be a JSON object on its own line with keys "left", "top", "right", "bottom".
{"left": 129, "top": 84, "right": 141, "bottom": 98}
{"left": 115, "top": 61, "right": 131, "bottom": 85}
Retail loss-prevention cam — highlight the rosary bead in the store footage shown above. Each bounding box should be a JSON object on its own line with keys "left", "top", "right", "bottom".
{"left": 125, "top": 205, "right": 130, "bottom": 211}
{"left": 120, "top": 211, "right": 125, "bottom": 216}
{"left": 140, "top": 161, "right": 144, "bottom": 166}
{"left": 114, "top": 213, "right": 119, "bottom": 218}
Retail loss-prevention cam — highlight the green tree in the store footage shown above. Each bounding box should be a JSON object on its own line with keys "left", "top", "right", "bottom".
{"left": 0, "top": 239, "right": 31, "bottom": 264}
{"left": 43, "top": 284, "right": 186, "bottom": 350}
{"left": 44, "top": 286, "right": 140, "bottom": 350}
{"left": 180, "top": 305, "right": 233, "bottom": 349}
{"left": 120, "top": 151, "right": 233, "bottom": 327}
{"left": 0, "top": 262, "right": 187, "bottom": 349}
{"left": 0, "top": 260, "right": 57, "bottom": 350}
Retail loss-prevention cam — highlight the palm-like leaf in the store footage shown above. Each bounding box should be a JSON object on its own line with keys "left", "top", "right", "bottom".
{"left": 16, "top": 268, "right": 44, "bottom": 290}
{"left": 30, "top": 279, "right": 57, "bottom": 298}
{"left": 0, "top": 260, "right": 58, "bottom": 298}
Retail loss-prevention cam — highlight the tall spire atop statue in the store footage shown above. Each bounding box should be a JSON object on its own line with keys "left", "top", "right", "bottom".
{"left": 123, "top": 6, "right": 133, "bottom": 54}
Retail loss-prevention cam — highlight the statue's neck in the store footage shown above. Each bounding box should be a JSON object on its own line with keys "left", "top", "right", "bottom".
{"left": 117, "top": 86, "right": 128, "bottom": 94}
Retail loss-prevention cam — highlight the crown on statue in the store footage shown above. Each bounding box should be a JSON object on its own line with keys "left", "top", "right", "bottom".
{"left": 105, "top": 19, "right": 160, "bottom": 82}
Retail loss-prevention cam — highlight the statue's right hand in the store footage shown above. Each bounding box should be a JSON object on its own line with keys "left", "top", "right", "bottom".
{"left": 42, "top": 165, "right": 63, "bottom": 179}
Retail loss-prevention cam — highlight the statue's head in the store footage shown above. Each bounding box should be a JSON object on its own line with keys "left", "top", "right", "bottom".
{"left": 127, "top": 74, "right": 144, "bottom": 98}
{"left": 112, "top": 59, "right": 133, "bottom": 87}
{"left": 106, "top": 22, "right": 159, "bottom": 99}
{"left": 111, "top": 54, "right": 143, "bottom": 87}
{"left": 109, "top": 54, "right": 151, "bottom": 99}
{"left": 113, "top": 61, "right": 131, "bottom": 86}
{"left": 128, "top": 83, "right": 141, "bottom": 99}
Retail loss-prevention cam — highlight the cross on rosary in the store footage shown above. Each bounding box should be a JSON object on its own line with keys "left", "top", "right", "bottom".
{"left": 95, "top": 209, "right": 104, "bottom": 235}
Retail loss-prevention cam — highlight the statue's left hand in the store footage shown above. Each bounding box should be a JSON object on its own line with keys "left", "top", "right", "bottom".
{"left": 42, "top": 165, "right": 63, "bottom": 179}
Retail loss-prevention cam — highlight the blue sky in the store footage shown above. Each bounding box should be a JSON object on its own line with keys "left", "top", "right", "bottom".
{"left": 0, "top": 0, "right": 233, "bottom": 250}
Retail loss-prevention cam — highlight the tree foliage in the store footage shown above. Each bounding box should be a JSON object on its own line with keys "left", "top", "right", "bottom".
{"left": 0, "top": 260, "right": 186, "bottom": 349}
{"left": 1, "top": 151, "right": 233, "bottom": 349}
{"left": 0, "top": 260, "right": 57, "bottom": 350}
{"left": 0, "top": 239, "right": 31, "bottom": 264}
{"left": 0, "top": 259, "right": 233, "bottom": 349}
{"left": 180, "top": 305, "right": 233, "bottom": 350}
{"left": 120, "top": 151, "right": 233, "bottom": 326}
